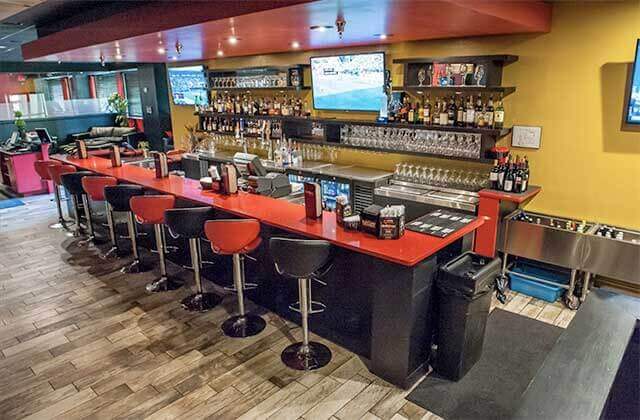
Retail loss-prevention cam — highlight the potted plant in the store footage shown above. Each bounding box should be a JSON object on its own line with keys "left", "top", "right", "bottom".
{"left": 107, "top": 93, "right": 129, "bottom": 127}
{"left": 13, "top": 111, "right": 26, "bottom": 140}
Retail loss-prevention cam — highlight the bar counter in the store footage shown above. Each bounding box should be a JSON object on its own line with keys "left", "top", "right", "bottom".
{"left": 53, "top": 153, "right": 485, "bottom": 388}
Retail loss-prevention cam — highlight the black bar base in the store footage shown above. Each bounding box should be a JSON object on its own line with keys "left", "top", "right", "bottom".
{"left": 281, "top": 342, "right": 332, "bottom": 371}
{"left": 120, "top": 260, "right": 152, "bottom": 274}
{"left": 181, "top": 292, "right": 222, "bottom": 312}
{"left": 221, "top": 314, "right": 266, "bottom": 338}
{"left": 145, "top": 276, "right": 184, "bottom": 293}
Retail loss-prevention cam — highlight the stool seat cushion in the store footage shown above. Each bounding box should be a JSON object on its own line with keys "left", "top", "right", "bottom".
{"left": 204, "top": 219, "right": 261, "bottom": 255}
{"left": 104, "top": 184, "right": 145, "bottom": 212}
{"left": 270, "top": 237, "right": 332, "bottom": 279}
{"left": 34, "top": 160, "right": 61, "bottom": 180}
{"left": 164, "top": 207, "right": 214, "bottom": 239}
{"left": 48, "top": 165, "right": 76, "bottom": 185}
{"left": 60, "top": 171, "right": 96, "bottom": 196}
{"left": 130, "top": 195, "right": 176, "bottom": 225}
{"left": 82, "top": 176, "right": 117, "bottom": 201}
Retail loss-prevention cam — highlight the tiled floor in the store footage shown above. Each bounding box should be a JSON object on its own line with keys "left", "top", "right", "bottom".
{"left": 0, "top": 194, "right": 576, "bottom": 419}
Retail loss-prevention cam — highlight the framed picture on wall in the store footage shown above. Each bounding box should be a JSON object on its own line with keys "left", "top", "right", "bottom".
{"left": 512, "top": 125, "right": 542, "bottom": 149}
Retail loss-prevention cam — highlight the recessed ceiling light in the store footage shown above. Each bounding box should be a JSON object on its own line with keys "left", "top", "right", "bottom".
{"left": 310, "top": 25, "right": 333, "bottom": 32}
{"left": 217, "top": 50, "right": 224, "bottom": 57}
{"left": 115, "top": 54, "right": 123, "bottom": 60}
{"left": 291, "top": 41, "right": 300, "bottom": 49}
{"left": 115, "top": 41, "right": 120, "bottom": 48}
{"left": 0, "top": 46, "right": 6, "bottom": 49}
{"left": 374, "top": 33, "right": 392, "bottom": 40}
{"left": 170, "top": 56, "right": 178, "bottom": 61}
{"left": 157, "top": 47, "right": 166, "bottom": 54}
{"left": 228, "top": 36, "right": 238, "bottom": 44}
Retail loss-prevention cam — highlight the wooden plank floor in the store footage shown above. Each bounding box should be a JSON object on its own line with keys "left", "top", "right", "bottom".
{"left": 0, "top": 194, "right": 576, "bottom": 420}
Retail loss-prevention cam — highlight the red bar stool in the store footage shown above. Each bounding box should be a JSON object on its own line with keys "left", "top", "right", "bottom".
{"left": 34, "top": 159, "right": 64, "bottom": 229}
{"left": 81, "top": 176, "right": 118, "bottom": 251}
{"left": 130, "top": 195, "right": 183, "bottom": 293}
{"left": 165, "top": 207, "right": 221, "bottom": 312}
{"left": 48, "top": 164, "right": 77, "bottom": 236}
{"left": 204, "top": 219, "right": 266, "bottom": 338}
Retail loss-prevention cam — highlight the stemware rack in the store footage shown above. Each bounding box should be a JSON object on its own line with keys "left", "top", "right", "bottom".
{"left": 196, "top": 111, "right": 510, "bottom": 164}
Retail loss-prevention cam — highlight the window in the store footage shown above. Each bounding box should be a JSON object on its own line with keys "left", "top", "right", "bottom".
{"left": 123, "top": 71, "right": 142, "bottom": 117}
{"left": 94, "top": 74, "right": 118, "bottom": 99}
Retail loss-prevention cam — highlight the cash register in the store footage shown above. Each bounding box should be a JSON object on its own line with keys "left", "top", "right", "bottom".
{"left": 245, "top": 156, "right": 292, "bottom": 198}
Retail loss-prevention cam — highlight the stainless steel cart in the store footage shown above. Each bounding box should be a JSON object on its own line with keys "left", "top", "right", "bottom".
{"left": 500, "top": 210, "right": 597, "bottom": 309}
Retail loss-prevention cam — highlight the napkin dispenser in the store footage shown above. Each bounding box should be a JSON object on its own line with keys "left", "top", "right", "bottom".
{"left": 75, "top": 140, "right": 88, "bottom": 159}
{"left": 151, "top": 152, "right": 169, "bottom": 178}
{"left": 110, "top": 145, "right": 122, "bottom": 167}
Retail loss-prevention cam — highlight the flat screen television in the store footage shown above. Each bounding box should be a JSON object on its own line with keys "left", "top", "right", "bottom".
{"left": 625, "top": 39, "right": 640, "bottom": 125}
{"left": 310, "top": 52, "right": 386, "bottom": 112}
{"left": 168, "top": 65, "right": 209, "bottom": 106}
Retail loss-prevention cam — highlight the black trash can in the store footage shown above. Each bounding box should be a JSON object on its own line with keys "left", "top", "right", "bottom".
{"left": 435, "top": 251, "right": 501, "bottom": 381}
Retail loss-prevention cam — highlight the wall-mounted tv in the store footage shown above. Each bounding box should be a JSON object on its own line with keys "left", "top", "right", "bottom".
{"left": 168, "top": 65, "right": 209, "bottom": 106}
{"left": 310, "top": 52, "right": 386, "bottom": 112}
{"left": 625, "top": 39, "right": 640, "bottom": 125}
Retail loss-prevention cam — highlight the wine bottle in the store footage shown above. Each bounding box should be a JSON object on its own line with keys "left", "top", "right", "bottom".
{"left": 503, "top": 162, "right": 514, "bottom": 192}
{"left": 494, "top": 94, "right": 505, "bottom": 129}
{"left": 489, "top": 159, "right": 499, "bottom": 190}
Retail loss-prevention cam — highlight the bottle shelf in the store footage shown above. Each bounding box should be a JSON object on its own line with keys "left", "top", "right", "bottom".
{"left": 196, "top": 111, "right": 511, "bottom": 138}
{"left": 210, "top": 86, "right": 310, "bottom": 92}
{"left": 393, "top": 85, "right": 516, "bottom": 97}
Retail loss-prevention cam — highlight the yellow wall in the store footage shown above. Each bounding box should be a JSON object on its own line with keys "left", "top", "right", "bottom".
{"left": 170, "top": 1, "right": 640, "bottom": 229}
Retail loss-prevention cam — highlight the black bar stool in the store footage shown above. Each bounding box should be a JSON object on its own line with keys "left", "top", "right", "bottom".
{"left": 164, "top": 207, "right": 222, "bottom": 312}
{"left": 103, "top": 184, "right": 148, "bottom": 273}
{"left": 270, "top": 237, "right": 333, "bottom": 371}
{"left": 60, "top": 171, "right": 96, "bottom": 241}
{"left": 204, "top": 219, "right": 266, "bottom": 338}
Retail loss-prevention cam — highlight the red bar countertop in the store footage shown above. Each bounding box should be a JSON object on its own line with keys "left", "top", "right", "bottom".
{"left": 53, "top": 154, "right": 484, "bottom": 267}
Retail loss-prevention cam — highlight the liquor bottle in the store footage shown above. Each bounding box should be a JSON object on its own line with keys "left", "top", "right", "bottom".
{"left": 489, "top": 159, "right": 500, "bottom": 189}
{"left": 485, "top": 95, "right": 495, "bottom": 128}
{"left": 474, "top": 94, "right": 483, "bottom": 127}
{"left": 417, "top": 101, "right": 424, "bottom": 124}
{"left": 432, "top": 100, "right": 440, "bottom": 125}
{"left": 521, "top": 156, "right": 529, "bottom": 192}
{"left": 408, "top": 102, "right": 415, "bottom": 123}
{"left": 497, "top": 156, "right": 508, "bottom": 189}
{"left": 513, "top": 156, "right": 523, "bottom": 192}
{"left": 423, "top": 96, "right": 431, "bottom": 125}
{"left": 447, "top": 96, "right": 456, "bottom": 126}
{"left": 465, "top": 96, "right": 475, "bottom": 127}
{"left": 503, "top": 161, "right": 514, "bottom": 192}
{"left": 455, "top": 97, "right": 464, "bottom": 127}
{"left": 439, "top": 99, "right": 449, "bottom": 126}
{"left": 494, "top": 94, "right": 505, "bottom": 129}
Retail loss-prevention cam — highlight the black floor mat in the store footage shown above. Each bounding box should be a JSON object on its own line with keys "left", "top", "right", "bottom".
{"left": 407, "top": 309, "right": 563, "bottom": 420}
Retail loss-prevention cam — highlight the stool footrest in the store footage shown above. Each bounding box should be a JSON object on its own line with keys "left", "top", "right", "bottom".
{"left": 289, "top": 300, "right": 326, "bottom": 315}
{"left": 120, "top": 259, "right": 152, "bottom": 274}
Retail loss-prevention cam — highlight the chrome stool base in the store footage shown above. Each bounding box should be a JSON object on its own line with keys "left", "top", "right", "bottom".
{"left": 99, "top": 246, "right": 128, "bottom": 260}
{"left": 221, "top": 314, "right": 266, "bottom": 338}
{"left": 121, "top": 259, "right": 152, "bottom": 274}
{"left": 281, "top": 342, "right": 332, "bottom": 371}
{"left": 145, "top": 276, "right": 183, "bottom": 293}
{"left": 181, "top": 292, "right": 222, "bottom": 312}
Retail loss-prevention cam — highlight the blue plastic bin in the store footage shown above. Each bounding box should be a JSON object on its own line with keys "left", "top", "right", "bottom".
{"left": 509, "top": 262, "right": 570, "bottom": 303}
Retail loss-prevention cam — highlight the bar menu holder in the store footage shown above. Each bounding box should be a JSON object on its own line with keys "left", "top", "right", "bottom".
{"left": 221, "top": 163, "right": 238, "bottom": 194}
{"left": 110, "top": 145, "right": 122, "bottom": 167}
{"left": 151, "top": 151, "right": 169, "bottom": 179}
{"left": 378, "top": 206, "right": 406, "bottom": 240}
{"left": 304, "top": 182, "right": 322, "bottom": 219}
{"left": 75, "top": 140, "right": 88, "bottom": 159}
